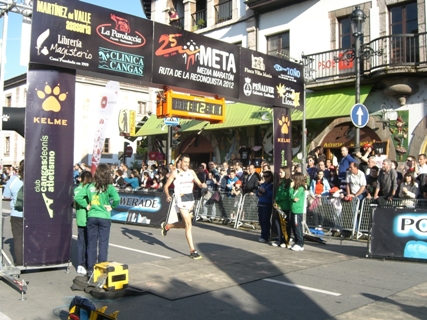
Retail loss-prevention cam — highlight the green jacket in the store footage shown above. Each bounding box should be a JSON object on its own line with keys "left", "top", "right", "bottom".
{"left": 289, "top": 186, "right": 305, "bottom": 214}
{"left": 74, "top": 183, "right": 89, "bottom": 227}
{"left": 75, "top": 183, "right": 120, "bottom": 220}
{"left": 275, "top": 180, "right": 291, "bottom": 211}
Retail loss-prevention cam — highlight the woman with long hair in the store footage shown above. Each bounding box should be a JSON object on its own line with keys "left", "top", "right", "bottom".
{"left": 289, "top": 172, "right": 307, "bottom": 251}
{"left": 399, "top": 172, "right": 419, "bottom": 199}
{"left": 273, "top": 166, "right": 292, "bottom": 248}
{"left": 75, "top": 164, "right": 120, "bottom": 279}
{"left": 74, "top": 170, "right": 92, "bottom": 275}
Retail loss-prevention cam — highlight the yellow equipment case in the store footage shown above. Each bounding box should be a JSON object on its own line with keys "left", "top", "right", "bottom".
{"left": 94, "top": 262, "right": 128, "bottom": 291}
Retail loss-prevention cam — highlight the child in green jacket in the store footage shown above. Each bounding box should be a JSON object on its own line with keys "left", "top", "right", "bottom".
{"left": 75, "top": 164, "right": 120, "bottom": 279}
{"left": 74, "top": 171, "right": 92, "bottom": 275}
{"left": 289, "top": 172, "right": 306, "bottom": 252}
{"left": 273, "top": 166, "right": 292, "bottom": 248}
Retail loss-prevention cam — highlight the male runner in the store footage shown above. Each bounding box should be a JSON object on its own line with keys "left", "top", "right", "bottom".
{"left": 161, "top": 154, "right": 207, "bottom": 259}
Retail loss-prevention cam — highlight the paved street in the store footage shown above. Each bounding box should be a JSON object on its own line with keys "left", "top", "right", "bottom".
{"left": 1, "top": 201, "right": 427, "bottom": 319}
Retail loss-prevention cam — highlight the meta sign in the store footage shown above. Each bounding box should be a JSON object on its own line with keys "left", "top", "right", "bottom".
{"left": 157, "top": 89, "right": 225, "bottom": 123}
{"left": 30, "top": 0, "right": 153, "bottom": 82}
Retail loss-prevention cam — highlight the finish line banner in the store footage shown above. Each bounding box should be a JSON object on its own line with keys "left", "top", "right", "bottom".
{"left": 368, "top": 208, "right": 427, "bottom": 262}
{"left": 23, "top": 67, "right": 75, "bottom": 266}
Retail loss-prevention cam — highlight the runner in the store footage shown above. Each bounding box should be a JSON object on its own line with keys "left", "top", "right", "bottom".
{"left": 161, "top": 154, "right": 207, "bottom": 259}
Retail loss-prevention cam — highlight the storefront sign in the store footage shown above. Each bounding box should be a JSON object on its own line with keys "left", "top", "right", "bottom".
{"left": 240, "top": 48, "right": 304, "bottom": 110}
{"left": 30, "top": 0, "right": 153, "bottom": 81}
{"left": 152, "top": 23, "right": 240, "bottom": 99}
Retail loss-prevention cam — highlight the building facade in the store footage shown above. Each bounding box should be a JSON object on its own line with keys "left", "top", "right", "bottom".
{"left": 143, "top": 0, "right": 427, "bottom": 166}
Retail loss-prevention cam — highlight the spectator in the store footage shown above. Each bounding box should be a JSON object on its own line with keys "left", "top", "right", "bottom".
{"left": 418, "top": 154, "right": 427, "bottom": 174}
{"left": 217, "top": 167, "right": 229, "bottom": 192}
{"left": 398, "top": 172, "right": 419, "bottom": 199}
{"left": 327, "top": 166, "right": 341, "bottom": 189}
{"left": 234, "top": 161, "right": 244, "bottom": 179}
{"left": 201, "top": 162, "right": 209, "bottom": 175}
{"left": 346, "top": 162, "right": 366, "bottom": 201}
{"left": 74, "top": 171, "right": 93, "bottom": 275}
{"left": 75, "top": 164, "right": 120, "bottom": 280}
{"left": 150, "top": 177, "right": 160, "bottom": 189}
{"left": 365, "top": 166, "right": 379, "bottom": 199}
{"left": 309, "top": 170, "right": 331, "bottom": 200}
{"left": 194, "top": 165, "right": 207, "bottom": 199}
{"left": 325, "top": 159, "right": 332, "bottom": 169}
{"left": 124, "top": 171, "right": 140, "bottom": 189}
{"left": 318, "top": 160, "right": 330, "bottom": 179}
{"left": 226, "top": 170, "right": 239, "bottom": 195}
{"left": 355, "top": 144, "right": 373, "bottom": 173}
{"left": 404, "top": 156, "right": 417, "bottom": 176}
{"left": 243, "top": 164, "right": 260, "bottom": 194}
{"left": 256, "top": 170, "right": 274, "bottom": 243}
{"left": 208, "top": 161, "right": 220, "bottom": 182}
{"left": 391, "top": 160, "right": 403, "bottom": 197}
{"left": 121, "top": 163, "right": 131, "bottom": 178}
{"left": 222, "top": 161, "right": 230, "bottom": 175}
{"left": 273, "top": 166, "right": 292, "bottom": 248}
{"left": 306, "top": 155, "right": 318, "bottom": 183}
{"left": 365, "top": 156, "right": 378, "bottom": 176}
{"left": 3, "top": 160, "right": 24, "bottom": 266}
{"left": 374, "top": 159, "right": 398, "bottom": 202}
{"left": 113, "top": 169, "right": 125, "bottom": 187}
{"left": 74, "top": 163, "right": 82, "bottom": 185}
{"left": 140, "top": 171, "right": 153, "bottom": 188}
{"left": 309, "top": 146, "right": 326, "bottom": 165}
{"left": 289, "top": 172, "right": 306, "bottom": 251}
{"left": 338, "top": 146, "right": 356, "bottom": 181}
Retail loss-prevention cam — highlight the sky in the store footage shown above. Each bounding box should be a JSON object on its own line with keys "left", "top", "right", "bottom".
{"left": 0, "top": 0, "right": 146, "bottom": 80}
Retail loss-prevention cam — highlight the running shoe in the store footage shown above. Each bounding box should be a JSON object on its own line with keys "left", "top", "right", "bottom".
{"left": 190, "top": 250, "right": 202, "bottom": 260}
{"left": 270, "top": 241, "right": 279, "bottom": 247}
{"left": 161, "top": 222, "right": 168, "bottom": 236}
{"left": 258, "top": 237, "right": 267, "bottom": 243}
{"left": 279, "top": 243, "right": 288, "bottom": 248}
{"left": 77, "top": 265, "right": 87, "bottom": 275}
{"left": 291, "top": 244, "right": 304, "bottom": 251}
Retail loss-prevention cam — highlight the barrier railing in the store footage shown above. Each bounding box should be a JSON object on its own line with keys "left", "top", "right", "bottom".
{"left": 305, "top": 196, "right": 360, "bottom": 238}
{"left": 194, "top": 191, "right": 243, "bottom": 225}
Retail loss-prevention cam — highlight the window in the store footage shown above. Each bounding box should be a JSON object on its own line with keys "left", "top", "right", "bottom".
{"left": 215, "top": 0, "right": 232, "bottom": 24}
{"left": 5, "top": 95, "right": 11, "bottom": 107}
{"left": 192, "top": 0, "right": 207, "bottom": 30}
{"left": 267, "top": 32, "right": 290, "bottom": 59}
{"left": 4, "top": 136, "right": 10, "bottom": 155}
{"left": 339, "top": 16, "right": 354, "bottom": 49}
{"left": 103, "top": 138, "right": 110, "bottom": 154}
{"left": 138, "top": 101, "right": 147, "bottom": 115}
{"left": 389, "top": 2, "right": 418, "bottom": 63}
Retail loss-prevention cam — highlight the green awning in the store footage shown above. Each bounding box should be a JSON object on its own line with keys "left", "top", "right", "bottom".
{"left": 135, "top": 103, "right": 273, "bottom": 136}
{"left": 291, "top": 85, "right": 372, "bottom": 121}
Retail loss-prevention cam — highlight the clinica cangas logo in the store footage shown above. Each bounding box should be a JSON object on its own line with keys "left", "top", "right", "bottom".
{"left": 97, "top": 14, "right": 146, "bottom": 48}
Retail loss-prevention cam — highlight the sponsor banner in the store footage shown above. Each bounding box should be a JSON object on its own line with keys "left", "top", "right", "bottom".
{"left": 273, "top": 107, "right": 292, "bottom": 182}
{"left": 152, "top": 23, "right": 240, "bottom": 99}
{"left": 30, "top": 0, "right": 153, "bottom": 81}
{"left": 112, "top": 191, "right": 169, "bottom": 227}
{"left": 240, "top": 47, "right": 304, "bottom": 110}
{"left": 24, "top": 67, "right": 75, "bottom": 266}
{"left": 90, "top": 81, "right": 120, "bottom": 174}
{"left": 369, "top": 208, "right": 427, "bottom": 261}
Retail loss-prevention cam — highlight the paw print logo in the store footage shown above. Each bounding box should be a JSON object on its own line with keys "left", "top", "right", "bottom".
{"left": 36, "top": 83, "right": 67, "bottom": 112}
{"left": 278, "top": 114, "right": 290, "bottom": 134}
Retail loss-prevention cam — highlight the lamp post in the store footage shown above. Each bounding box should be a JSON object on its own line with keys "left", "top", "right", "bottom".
{"left": 350, "top": 6, "right": 366, "bottom": 153}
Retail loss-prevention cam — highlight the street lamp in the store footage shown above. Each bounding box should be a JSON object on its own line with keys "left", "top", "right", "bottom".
{"left": 351, "top": 6, "right": 366, "bottom": 153}
{"left": 335, "top": 6, "right": 382, "bottom": 153}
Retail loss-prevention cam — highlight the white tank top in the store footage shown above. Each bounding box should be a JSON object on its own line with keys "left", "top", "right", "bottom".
{"left": 174, "top": 170, "right": 194, "bottom": 195}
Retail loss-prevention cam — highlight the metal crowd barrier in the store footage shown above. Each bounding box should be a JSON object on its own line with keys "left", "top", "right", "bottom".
{"left": 306, "top": 196, "right": 360, "bottom": 239}
{"left": 194, "top": 191, "right": 244, "bottom": 225}
{"left": 235, "top": 193, "right": 259, "bottom": 229}
{"left": 358, "top": 198, "right": 427, "bottom": 240}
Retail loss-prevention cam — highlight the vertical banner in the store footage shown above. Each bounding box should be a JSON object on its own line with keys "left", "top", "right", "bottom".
{"left": 24, "top": 67, "right": 75, "bottom": 266}
{"left": 273, "top": 107, "right": 292, "bottom": 180}
{"left": 91, "top": 81, "right": 120, "bottom": 174}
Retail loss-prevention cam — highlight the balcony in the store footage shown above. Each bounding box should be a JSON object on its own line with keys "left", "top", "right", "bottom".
{"left": 191, "top": 9, "right": 207, "bottom": 31}
{"left": 303, "top": 33, "right": 427, "bottom": 83}
{"left": 215, "top": 0, "right": 232, "bottom": 24}
{"left": 170, "top": 16, "right": 184, "bottom": 29}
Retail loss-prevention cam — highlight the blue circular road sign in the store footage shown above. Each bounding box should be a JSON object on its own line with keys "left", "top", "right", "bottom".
{"left": 350, "top": 103, "right": 369, "bottom": 128}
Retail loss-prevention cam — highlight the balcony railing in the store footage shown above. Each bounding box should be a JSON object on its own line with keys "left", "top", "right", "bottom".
{"left": 191, "top": 9, "right": 207, "bottom": 30}
{"left": 170, "top": 16, "right": 184, "bottom": 29}
{"left": 303, "top": 32, "right": 427, "bottom": 81}
{"left": 215, "top": 0, "right": 232, "bottom": 24}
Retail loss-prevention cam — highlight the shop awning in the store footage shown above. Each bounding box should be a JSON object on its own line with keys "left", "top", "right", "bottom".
{"left": 135, "top": 103, "right": 273, "bottom": 136}
{"left": 291, "top": 85, "right": 372, "bottom": 121}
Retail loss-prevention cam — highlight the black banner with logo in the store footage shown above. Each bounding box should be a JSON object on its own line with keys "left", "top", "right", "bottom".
{"left": 152, "top": 23, "right": 240, "bottom": 99}
{"left": 369, "top": 208, "right": 427, "bottom": 262}
{"left": 30, "top": 0, "right": 153, "bottom": 82}
{"left": 273, "top": 107, "right": 292, "bottom": 181}
{"left": 240, "top": 48, "right": 304, "bottom": 110}
{"left": 111, "top": 191, "right": 170, "bottom": 227}
{"left": 23, "top": 67, "right": 75, "bottom": 266}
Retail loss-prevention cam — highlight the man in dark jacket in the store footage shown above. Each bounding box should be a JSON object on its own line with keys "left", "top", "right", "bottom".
{"left": 244, "top": 164, "right": 260, "bottom": 194}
